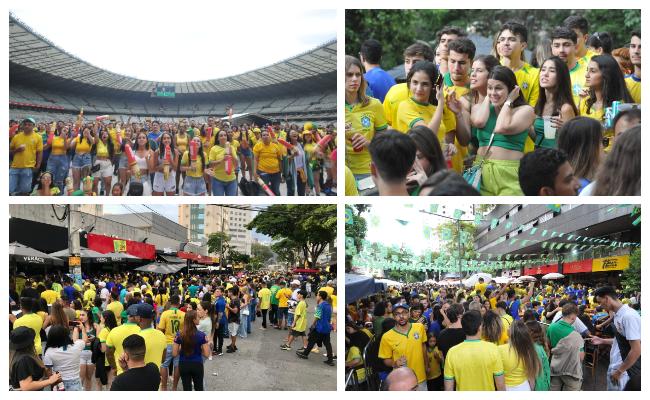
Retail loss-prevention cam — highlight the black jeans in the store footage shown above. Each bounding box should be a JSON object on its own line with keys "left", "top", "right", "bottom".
{"left": 213, "top": 323, "right": 225, "bottom": 353}
{"left": 270, "top": 304, "right": 279, "bottom": 325}
{"left": 179, "top": 361, "right": 204, "bottom": 391}
{"left": 261, "top": 309, "right": 268, "bottom": 328}
{"left": 303, "top": 331, "right": 333, "bottom": 361}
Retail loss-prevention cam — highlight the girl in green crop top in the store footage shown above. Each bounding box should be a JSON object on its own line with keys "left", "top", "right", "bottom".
{"left": 471, "top": 66, "right": 536, "bottom": 196}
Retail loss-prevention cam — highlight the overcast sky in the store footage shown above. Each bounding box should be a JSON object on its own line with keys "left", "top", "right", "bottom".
{"left": 10, "top": 0, "right": 336, "bottom": 82}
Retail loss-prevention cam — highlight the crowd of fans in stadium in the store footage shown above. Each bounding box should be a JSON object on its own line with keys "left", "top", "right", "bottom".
{"left": 9, "top": 269, "right": 337, "bottom": 390}
{"left": 346, "top": 280, "right": 640, "bottom": 391}
{"left": 9, "top": 115, "right": 336, "bottom": 197}
{"left": 345, "top": 15, "right": 640, "bottom": 196}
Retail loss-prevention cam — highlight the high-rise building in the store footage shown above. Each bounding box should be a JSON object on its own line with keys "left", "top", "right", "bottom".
{"left": 178, "top": 205, "right": 229, "bottom": 244}
{"left": 227, "top": 207, "right": 252, "bottom": 255}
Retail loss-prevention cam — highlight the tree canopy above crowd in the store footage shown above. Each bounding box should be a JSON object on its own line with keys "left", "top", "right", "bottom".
{"left": 346, "top": 9, "right": 641, "bottom": 69}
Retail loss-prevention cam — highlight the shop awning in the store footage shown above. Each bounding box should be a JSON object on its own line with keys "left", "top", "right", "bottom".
{"left": 9, "top": 242, "right": 64, "bottom": 266}
{"left": 49, "top": 247, "right": 108, "bottom": 263}
{"left": 135, "top": 263, "right": 186, "bottom": 274}
{"left": 100, "top": 252, "right": 142, "bottom": 263}
{"left": 158, "top": 254, "right": 184, "bottom": 264}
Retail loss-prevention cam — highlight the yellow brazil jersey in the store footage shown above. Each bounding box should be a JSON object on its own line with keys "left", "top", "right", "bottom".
{"left": 345, "top": 166, "right": 359, "bottom": 196}
{"left": 209, "top": 144, "right": 238, "bottom": 182}
{"left": 426, "top": 347, "right": 443, "bottom": 379}
{"left": 319, "top": 286, "right": 335, "bottom": 298}
{"left": 512, "top": 62, "right": 539, "bottom": 153}
{"left": 98, "top": 327, "right": 111, "bottom": 367}
{"left": 498, "top": 344, "right": 528, "bottom": 387}
{"left": 138, "top": 327, "right": 167, "bottom": 369}
{"left": 74, "top": 135, "right": 92, "bottom": 154}
{"left": 200, "top": 134, "right": 216, "bottom": 150}
{"left": 625, "top": 75, "right": 641, "bottom": 104}
{"left": 253, "top": 142, "right": 282, "bottom": 174}
{"left": 395, "top": 97, "right": 466, "bottom": 173}
{"left": 13, "top": 313, "right": 43, "bottom": 355}
{"left": 345, "top": 97, "right": 388, "bottom": 175}
{"left": 40, "top": 289, "right": 60, "bottom": 305}
{"left": 108, "top": 129, "right": 123, "bottom": 154}
{"left": 347, "top": 346, "right": 366, "bottom": 383}
{"left": 378, "top": 323, "right": 428, "bottom": 384}
{"left": 330, "top": 294, "right": 337, "bottom": 310}
{"left": 443, "top": 73, "right": 471, "bottom": 98}
{"left": 579, "top": 99, "right": 605, "bottom": 125}
{"left": 304, "top": 142, "right": 318, "bottom": 161}
{"left": 181, "top": 150, "right": 208, "bottom": 178}
{"left": 570, "top": 60, "right": 589, "bottom": 109}
{"left": 107, "top": 301, "right": 124, "bottom": 326}
{"left": 474, "top": 282, "right": 487, "bottom": 296}
{"left": 158, "top": 308, "right": 185, "bottom": 344}
{"left": 383, "top": 82, "right": 410, "bottom": 127}
{"left": 10, "top": 132, "right": 43, "bottom": 168}
{"left": 580, "top": 48, "right": 598, "bottom": 66}
{"left": 83, "top": 289, "right": 96, "bottom": 308}
{"left": 276, "top": 287, "right": 292, "bottom": 308}
{"left": 106, "top": 322, "right": 141, "bottom": 375}
{"left": 444, "top": 339, "right": 504, "bottom": 390}
{"left": 96, "top": 140, "right": 110, "bottom": 158}
{"left": 51, "top": 136, "right": 67, "bottom": 155}
{"left": 258, "top": 287, "right": 271, "bottom": 310}
{"left": 175, "top": 133, "right": 189, "bottom": 154}
{"left": 294, "top": 300, "right": 307, "bottom": 332}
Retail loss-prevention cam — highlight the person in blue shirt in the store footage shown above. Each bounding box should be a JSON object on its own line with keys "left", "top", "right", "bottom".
{"left": 147, "top": 121, "right": 162, "bottom": 151}
{"left": 360, "top": 39, "right": 396, "bottom": 103}
{"left": 506, "top": 282, "right": 534, "bottom": 320}
{"left": 296, "top": 290, "right": 334, "bottom": 365}
{"left": 212, "top": 287, "right": 228, "bottom": 356}
{"left": 63, "top": 280, "right": 76, "bottom": 300}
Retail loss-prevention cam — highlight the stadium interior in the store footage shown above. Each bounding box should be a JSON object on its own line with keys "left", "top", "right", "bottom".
{"left": 10, "top": 14, "right": 336, "bottom": 125}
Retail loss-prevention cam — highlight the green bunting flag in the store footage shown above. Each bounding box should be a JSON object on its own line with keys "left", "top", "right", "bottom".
{"left": 547, "top": 204, "right": 561, "bottom": 212}
{"left": 345, "top": 208, "right": 353, "bottom": 225}
{"left": 454, "top": 209, "right": 464, "bottom": 219}
{"left": 491, "top": 219, "right": 498, "bottom": 229}
{"left": 396, "top": 219, "right": 409, "bottom": 226}
{"left": 505, "top": 221, "right": 513, "bottom": 229}
{"left": 430, "top": 204, "right": 439, "bottom": 213}
{"left": 423, "top": 226, "right": 431, "bottom": 239}
{"left": 442, "top": 228, "right": 452, "bottom": 240}
{"left": 633, "top": 216, "right": 641, "bottom": 226}
{"left": 405, "top": 204, "right": 413, "bottom": 208}
{"left": 475, "top": 214, "right": 482, "bottom": 224}
{"left": 542, "top": 230, "right": 548, "bottom": 237}
{"left": 530, "top": 228, "right": 537, "bottom": 235}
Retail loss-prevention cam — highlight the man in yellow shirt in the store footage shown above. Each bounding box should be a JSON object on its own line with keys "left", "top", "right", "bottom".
{"left": 252, "top": 129, "right": 283, "bottom": 195}
{"left": 444, "top": 310, "right": 505, "bottom": 391}
{"left": 474, "top": 277, "right": 488, "bottom": 296}
{"left": 625, "top": 32, "right": 641, "bottom": 104}
{"left": 158, "top": 295, "right": 184, "bottom": 391}
{"left": 136, "top": 303, "right": 167, "bottom": 372}
{"left": 551, "top": 27, "right": 588, "bottom": 108}
{"left": 10, "top": 118, "right": 43, "bottom": 195}
{"left": 281, "top": 290, "right": 308, "bottom": 351}
{"left": 379, "top": 304, "right": 429, "bottom": 390}
{"left": 106, "top": 305, "right": 142, "bottom": 375}
{"left": 40, "top": 282, "right": 60, "bottom": 305}
{"left": 257, "top": 281, "right": 272, "bottom": 329}
{"left": 107, "top": 292, "right": 124, "bottom": 326}
{"left": 12, "top": 297, "right": 43, "bottom": 355}
{"left": 275, "top": 281, "right": 293, "bottom": 330}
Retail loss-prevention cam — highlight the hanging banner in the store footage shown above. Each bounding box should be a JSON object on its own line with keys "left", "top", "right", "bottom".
{"left": 523, "top": 264, "right": 559, "bottom": 275}
{"left": 114, "top": 240, "right": 127, "bottom": 252}
{"left": 591, "top": 255, "right": 630, "bottom": 272}
{"left": 563, "top": 259, "right": 593, "bottom": 274}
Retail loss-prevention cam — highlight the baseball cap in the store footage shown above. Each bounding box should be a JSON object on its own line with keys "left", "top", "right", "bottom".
{"left": 126, "top": 304, "right": 140, "bottom": 317}
{"left": 393, "top": 303, "right": 410, "bottom": 312}
{"left": 137, "top": 303, "right": 155, "bottom": 319}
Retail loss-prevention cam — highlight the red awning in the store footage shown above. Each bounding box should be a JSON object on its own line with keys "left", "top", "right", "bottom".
{"left": 523, "top": 264, "right": 559, "bottom": 275}
{"left": 87, "top": 233, "right": 155, "bottom": 260}
{"left": 177, "top": 251, "right": 198, "bottom": 260}
{"left": 563, "top": 259, "right": 593, "bottom": 274}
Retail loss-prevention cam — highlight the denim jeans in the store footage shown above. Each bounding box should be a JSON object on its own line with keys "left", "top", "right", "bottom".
{"left": 9, "top": 168, "right": 33, "bottom": 195}
{"left": 63, "top": 377, "right": 83, "bottom": 391}
{"left": 47, "top": 154, "right": 69, "bottom": 193}
{"left": 211, "top": 177, "right": 237, "bottom": 196}
{"left": 257, "top": 171, "right": 281, "bottom": 195}
{"left": 238, "top": 310, "right": 249, "bottom": 338}
{"left": 71, "top": 152, "right": 92, "bottom": 169}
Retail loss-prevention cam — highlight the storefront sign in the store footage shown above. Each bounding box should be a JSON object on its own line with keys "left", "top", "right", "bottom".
{"left": 523, "top": 264, "right": 558, "bottom": 275}
{"left": 113, "top": 240, "right": 127, "bottom": 252}
{"left": 88, "top": 233, "right": 155, "bottom": 260}
{"left": 592, "top": 255, "right": 629, "bottom": 272}
{"left": 68, "top": 256, "right": 81, "bottom": 267}
{"left": 563, "top": 259, "right": 593, "bottom": 274}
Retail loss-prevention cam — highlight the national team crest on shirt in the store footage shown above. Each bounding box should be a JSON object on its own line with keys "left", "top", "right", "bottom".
{"left": 361, "top": 115, "right": 371, "bottom": 128}
{"left": 413, "top": 332, "right": 420, "bottom": 340}
{"left": 522, "top": 82, "right": 529, "bottom": 90}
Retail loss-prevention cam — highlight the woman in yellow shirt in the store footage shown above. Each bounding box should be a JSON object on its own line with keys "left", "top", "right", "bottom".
{"left": 253, "top": 129, "right": 283, "bottom": 195}
{"left": 180, "top": 136, "right": 208, "bottom": 196}
{"left": 91, "top": 129, "right": 115, "bottom": 196}
{"left": 498, "top": 320, "right": 541, "bottom": 390}
{"left": 70, "top": 125, "right": 96, "bottom": 190}
{"left": 209, "top": 130, "right": 239, "bottom": 196}
{"left": 45, "top": 125, "right": 71, "bottom": 193}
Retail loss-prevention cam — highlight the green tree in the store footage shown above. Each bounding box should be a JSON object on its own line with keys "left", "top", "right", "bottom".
{"left": 436, "top": 220, "right": 477, "bottom": 277}
{"left": 620, "top": 248, "right": 640, "bottom": 293}
{"left": 207, "top": 231, "right": 231, "bottom": 258}
{"left": 229, "top": 249, "right": 250, "bottom": 265}
{"left": 251, "top": 242, "right": 274, "bottom": 263}
{"left": 271, "top": 238, "right": 300, "bottom": 266}
{"left": 247, "top": 205, "right": 336, "bottom": 267}
{"left": 345, "top": 205, "right": 369, "bottom": 272}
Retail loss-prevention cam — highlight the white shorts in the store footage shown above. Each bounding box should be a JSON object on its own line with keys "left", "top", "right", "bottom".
{"left": 228, "top": 322, "right": 240, "bottom": 337}
{"left": 92, "top": 159, "right": 113, "bottom": 178}
{"left": 152, "top": 171, "right": 176, "bottom": 193}
{"left": 80, "top": 349, "right": 93, "bottom": 365}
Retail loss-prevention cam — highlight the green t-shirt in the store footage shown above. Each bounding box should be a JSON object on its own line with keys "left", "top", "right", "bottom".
{"left": 270, "top": 285, "right": 280, "bottom": 305}
{"left": 546, "top": 320, "right": 581, "bottom": 349}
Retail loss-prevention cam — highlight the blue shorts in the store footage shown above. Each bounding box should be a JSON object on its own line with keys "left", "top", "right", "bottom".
{"left": 183, "top": 175, "right": 207, "bottom": 195}
{"left": 162, "top": 344, "right": 179, "bottom": 368}
{"left": 118, "top": 153, "right": 128, "bottom": 169}
{"left": 71, "top": 152, "right": 92, "bottom": 169}
{"left": 9, "top": 168, "right": 33, "bottom": 195}
{"left": 240, "top": 147, "right": 252, "bottom": 157}
{"left": 278, "top": 307, "right": 289, "bottom": 320}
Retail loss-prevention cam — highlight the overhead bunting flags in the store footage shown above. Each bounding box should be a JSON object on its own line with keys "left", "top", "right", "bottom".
{"left": 453, "top": 209, "right": 464, "bottom": 219}
{"left": 345, "top": 208, "right": 353, "bottom": 225}
{"left": 423, "top": 226, "right": 432, "bottom": 240}
{"left": 474, "top": 213, "right": 482, "bottom": 225}
{"left": 547, "top": 204, "right": 561, "bottom": 212}
{"left": 491, "top": 219, "right": 498, "bottom": 229}
{"left": 396, "top": 219, "right": 409, "bottom": 226}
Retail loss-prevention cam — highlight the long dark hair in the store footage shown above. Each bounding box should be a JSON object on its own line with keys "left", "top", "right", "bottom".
{"left": 157, "top": 132, "right": 176, "bottom": 160}
{"left": 45, "top": 325, "right": 73, "bottom": 353}
{"left": 407, "top": 125, "right": 446, "bottom": 176}
{"left": 102, "top": 310, "right": 118, "bottom": 331}
{"left": 556, "top": 116, "right": 602, "bottom": 181}
{"left": 180, "top": 310, "right": 198, "bottom": 357}
{"left": 406, "top": 60, "right": 441, "bottom": 106}
{"left": 471, "top": 55, "right": 500, "bottom": 104}
{"left": 91, "top": 128, "right": 115, "bottom": 158}
{"left": 488, "top": 66, "right": 527, "bottom": 107}
{"left": 525, "top": 320, "right": 549, "bottom": 358}
{"left": 481, "top": 311, "right": 503, "bottom": 344}
{"left": 534, "top": 56, "right": 578, "bottom": 116}
{"left": 586, "top": 54, "right": 634, "bottom": 112}
{"left": 593, "top": 125, "right": 640, "bottom": 195}
{"left": 134, "top": 132, "right": 150, "bottom": 151}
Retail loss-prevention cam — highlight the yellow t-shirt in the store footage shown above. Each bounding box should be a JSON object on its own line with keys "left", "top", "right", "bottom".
{"left": 347, "top": 346, "right": 366, "bottom": 382}
{"left": 138, "top": 327, "right": 167, "bottom": 369}
{"left": 330, "top": 294, "right": 337, "bottom": 310}
{"left": 474, "top": 282, "right": 487, "bottom": 296}
{"left": 108, "top": 129, "right": 123, "bottom": 154}
{"left": 96, "top": 140, "right": 110, "bottom": 158}
{"left": 378, "top": 323, "right": 428, "bottom": 384}
{"left": 98, "top": 327, "right": 111, "bottom": 367}
{"left": 175, "top": 133, "right": 189, "bottom": 153}
{"left": 158, "top": 308, "right": 185, "bottom": 344}
{"left": 579, "top": 99, "right": 605, "bottom": 124}
{"left": 181, "top": 150, "right": 208, "bottom": 178}
{"left": 625, "top": 75, "right": 641, "bottom": 104}
{"left": 383, "top": 82, "right": 410, "bottom": 127}
{"left": 319, "top": 286, "right": 335, "bottom": 298}
{"left": 569, "top": 60, "right": 589, "bottom": 109}
{"left": 345, "top": 166, "right": 359, "bottom": 196}
{"left": 345, "top": 97, "right": 388, "bottom": 175}
{"left": 498, "top": 344, "right": 529, "bottom": 387}
{"left": 257, "top": 287, "right": 271, "bottom": 310}
{"left": 395, "top": 97, "right": 467, "bottom": 173}
{"left": 253, "top": 142, "right": 282, "bottom": 174}
{"left": 293, "top": 300, "right": 307, "bottom": 332}
{"left": 51, "top": 136, "right": 67, "bottom": 155}
{"left": 276, "top": 287, "right": 292, "bottom": 308}
{"left": 209, "top": 144, "right": 238, "bottom": 182}
{"left": 40, "top": 289, "right": 60, "bottom": 305}
{"left": 83, "top": 289, "right": 96, "bottom": 307}
{"left": 426, "top": 347, "right": 443, "bottom": 379}
{"left": 106, "top": 322, "right": 141, "bottom": 375}
{"left": 107, "top": 301, "right": 124, "bottom": 326}
{"left": 443, "top": 339, "right": 504, "bottom": 390}
{"left": 13, "top": 313, "right": 43, "bottom": 355}
{"left": 74, "top": 135, "right": 92, "bottom": 154}
{"left": 512, "top": 62, "right": 540, "bottom": 107}
{"left": 10, "top": 132, "right": 43, "bottom": 168}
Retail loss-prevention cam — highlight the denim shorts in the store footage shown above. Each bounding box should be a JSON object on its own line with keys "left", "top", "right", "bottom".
{"left": 162, "top": 344, "right": 180, "bottom": 368}
{"left": 183, "top": 175, "right": 207, "bottom": 195}
{"left": 63, "top": 377, "right": 83, "bottom": 391}
{"left": 9, "top": 168, "right": 33, "bottom": 195}
{"left": 118, "top": 153, "right": 128, "bottom": 169}
{"left": 240, "top": 147, "right": 252, "bottom": 157}
{"left": 71, "top": 152, "right": 92, "bottom": 169}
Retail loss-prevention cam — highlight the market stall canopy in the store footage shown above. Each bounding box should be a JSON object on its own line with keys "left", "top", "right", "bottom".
{"left": 9, "top": 242, "right": 64, "bottom": 266}
{"left": 542, "top": 273, "right": 565, "bottom": 280}
{"left": 100, "top": 252, "right": 141, "bottom": 262}
{"left": 157, "top": 254, "right": 184, "bottom": 264}
{"left": 494, "top": 276, "right": 514, "bottom": 284}
{"left": 463, "top": 273, "right": 493, "bottom": 287}
{"left": 346, "top": 273, "right": 382, "bottom": 304}
{"left": 49, "top": 247, "right": 108, "bottom": 262}
{"left": 135, "top": 263, "right": 186, "bottom": 274}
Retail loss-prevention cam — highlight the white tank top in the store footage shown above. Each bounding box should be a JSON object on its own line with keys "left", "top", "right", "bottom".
{"left": 135, "top": 152, "right": 148, "bottom": 170}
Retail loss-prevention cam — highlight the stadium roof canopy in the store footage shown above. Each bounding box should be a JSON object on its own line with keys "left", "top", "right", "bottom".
{"left": 9, "top": 14, "right": 336, "bottom": 95}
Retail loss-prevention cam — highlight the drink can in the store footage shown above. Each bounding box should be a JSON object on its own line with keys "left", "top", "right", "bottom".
{"left": 612, "top": 101, "right": 620, "bottom": 118}
{"left": 604, "top": 107, "right": 614, "bottom": 129}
